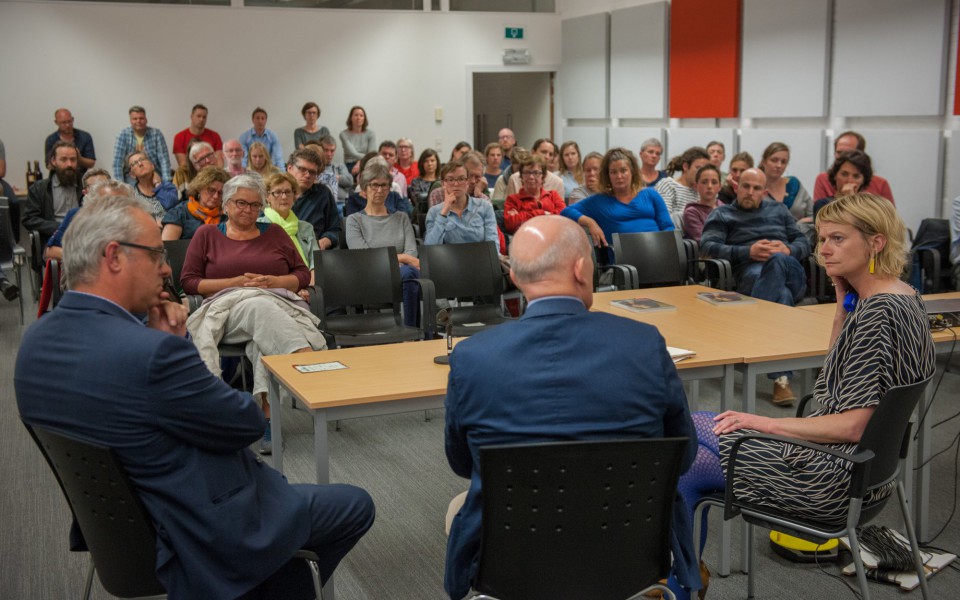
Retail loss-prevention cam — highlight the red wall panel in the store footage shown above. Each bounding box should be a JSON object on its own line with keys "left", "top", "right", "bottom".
{"left": 669, "top": 0, "right": 742, "bottom": 118}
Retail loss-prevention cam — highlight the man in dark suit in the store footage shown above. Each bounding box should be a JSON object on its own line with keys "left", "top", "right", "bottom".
{"left": 14, "top": 195, "right": 374, "bottom": 599}
{"left": 442, "top": 215, "right": 699, "bottom": 600}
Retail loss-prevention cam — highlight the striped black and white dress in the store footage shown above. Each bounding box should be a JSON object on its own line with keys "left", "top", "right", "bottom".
{"left": 719, "top": 293, "right": 936, "bottom": 525}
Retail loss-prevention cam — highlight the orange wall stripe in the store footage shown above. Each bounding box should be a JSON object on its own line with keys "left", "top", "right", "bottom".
{"left": 669, "top": 0, "right": 742, "bottom": 118}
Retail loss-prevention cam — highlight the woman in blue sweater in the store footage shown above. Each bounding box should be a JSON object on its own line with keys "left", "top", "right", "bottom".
{"left": 561, "top": 147, "right": 673, "bottom": 263}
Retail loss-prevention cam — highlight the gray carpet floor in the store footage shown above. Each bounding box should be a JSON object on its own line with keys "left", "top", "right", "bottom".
{"left": 2, "top": 269, "right": 960, "bottom": 599}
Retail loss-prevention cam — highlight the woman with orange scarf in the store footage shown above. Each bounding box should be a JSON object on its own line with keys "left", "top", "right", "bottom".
{"left": 162, "top": 166, "right": 230, "bottom": 240}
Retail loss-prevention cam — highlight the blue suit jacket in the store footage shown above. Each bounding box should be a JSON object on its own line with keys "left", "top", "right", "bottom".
{"left": 14, "top": 292, "right": 311, "bottom": 600}
{"left": 443, "top": 297, "right": 699, "bottom": 599}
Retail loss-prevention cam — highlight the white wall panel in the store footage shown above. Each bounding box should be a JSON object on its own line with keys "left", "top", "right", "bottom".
{"left": 607, "top": 128, "right": 664, "bottom": 166}
{"left": 560, "top": 127, "right": 608, "bottom": 156}
{"left": 738, "top": 129, "right": 824, "bottom": 197}
{"left": 560, "top": 13, "right": 610, "bottom": 119}
{"left": 831, "top": 0, "right": 950, "bottom": 116}
{"left": 741, "top": 0, "right": 830, "bottom": 118}
{"left": 610, "top": 2, "right": 668, "bottom": 119}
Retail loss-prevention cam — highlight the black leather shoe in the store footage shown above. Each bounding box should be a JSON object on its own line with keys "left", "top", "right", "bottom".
{"left": 1, "top": 279, "right": 19, "bottom": 302}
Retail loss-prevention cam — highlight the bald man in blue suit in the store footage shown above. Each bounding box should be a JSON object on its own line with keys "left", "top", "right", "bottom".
{"left": 443, "top": 215, "right": 700, "bottom": 599}
{"left": 15, "top": 196, "right": 374, "bottom": 600}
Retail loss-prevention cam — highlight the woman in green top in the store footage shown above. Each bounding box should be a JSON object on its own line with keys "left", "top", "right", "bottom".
{"left": 259, "top": 172, "right": 318, "bottom": 292}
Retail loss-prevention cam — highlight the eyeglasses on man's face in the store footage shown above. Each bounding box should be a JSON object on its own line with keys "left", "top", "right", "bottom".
{"left": 116, "top": 241, "right": 168, "bottom": 265}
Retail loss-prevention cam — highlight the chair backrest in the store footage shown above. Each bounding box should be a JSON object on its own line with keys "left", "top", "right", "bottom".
{"left": 0, "top": 204, "right": 15, "bottom": 265}
{"left": 419, "top": 241, "right": 503, "bottom": 300}
{"left": 22, "top": 422, "right": 165, "bottom": 598}
{"left": 613, "top": 231, "right": 687, "bottom": 287}
{"left": 163, "top": 238, "right": 192, "bottom": 291}
{"left": 314, "top": 246, "right": 403, "bottom": 310}
{"left": 475, "top": 438, "right": 687, "bottom": 600}
{"left": 856, "top": 377, "right": 932, "bottom": 489}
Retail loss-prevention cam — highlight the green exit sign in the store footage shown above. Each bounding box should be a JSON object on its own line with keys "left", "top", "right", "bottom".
{"left": 505, "top": 27, "right": 524, "bottom": 39}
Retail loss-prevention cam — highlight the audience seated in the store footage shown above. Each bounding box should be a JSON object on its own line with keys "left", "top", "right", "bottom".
{"left": 340, "top": 105, "right": 376, "bottom": 175}
{"left": 813, "top": 131, "right": 895, "bottom": 204}
{"left": 717, "top": 151, "right": 753, "bottom": 205}
{"left": 758, "top": 142, "right": 813, "bottom": 240}
{"left": 181, "top": 174, "right": 326, "bottom": 454}
{"left": 409, "top": 148, "right": 441, "bottom": 207}
{"left": 430, "top": 152, "right": 489, "bottom": 207}
{"left": 378, "top": 141, "right": 409, "bottom": 199}
{"left": 317, "top": 134, "right": 354, "bottom": 208}
{"left": 706, "top": 140, "right": 726, "bottom": 178}
{"left": 172, "top": 104, "right": 223, "bottom": 168}
{"left": 567, "top": 151, "right": 603, "bottom": 203}
{"left": 442, "top": 215, "right": 699, "bottom": 600}
{"left": 162, "top": 166, "right": 229, "bottom": 241}
{"left": 497, "top": 128, "right": 516, "bottom": 172}
{"left": 700, "top": 168, "right": 810, "bottom": 404}
{"left": 505, "top": 138, "right": 563, "bottom": 196}
{"left": 25, "top": 141, "right": 82, "bottom": 246}
{"left": 491, "top": 147, "right": 526, "bottom": 201}
{"left": 127, "top": 150, "right": 178, "bottom": 221}
{"left": 286, "top": 147, "right": 341, "bottom": 249}
{"left": 813, "top": 150, "right": 874, "bottom": 220}
{"left": 43, "top": 169, "right": 112, "bottom": 260}
{"left": 172, "top": 139, "right": 214, "bottom": 198}
{"left": 503, "top": 154, "right": 565, "bottom": 234}
{"left": 44, "top": 108, "right": 96, "bottom": 176}
{"left": 259, "top": 172, "right": 318, "bottom": 276}
{"left": 239, "top": 107, "right": 284, "bottom": 168}
{"left": 396, "top": 138, "right": 419, "bottom": 186}
{"left": 345, "top": 157, "right": 421, "bottom": 328}
{"left": 558, "top": 140, "right": 583, "bottom": 201}
{"left": 16, "top": 193, "right": 374, "bottom": 599}
{"left": 656, "top": 146, "right": 711, "bottom": 227}
{"left": 561, "top": 147, "right": 673, "bottom": 263}
{"left": 482, "top": 142, "right": 503, "bottom": 190}
{"left": 639, "top": 137, "right": 667, "bottom": 188}
{"left": 294, "top": 101, "right": 330, "bottom": 150}
{"left": 424, "top": 160, "right": 500, "bottom": 249}
{"left": 247, "top": 141, "right": 281, "bottom": 179}
{"left": 345, "top": 152, "right": 413, "bottom": 218}
{"left": 112, "top": 105, "right": 171, "bottom": 183}
{"left": 449, "top": 141, "right": 472, "bottom": 162}
{"left": 222, "top": 138, "right": 246, "bottom": 177}
{"left": 682, "top": 164, "right": 721, "bottom": 243}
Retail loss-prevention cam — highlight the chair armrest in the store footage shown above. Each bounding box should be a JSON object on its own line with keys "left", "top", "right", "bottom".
{"left": 692, "top": 258, "right": 733, "bottom": 290}
{"left": 414, "top": 277, "right": 436, "bottom": 338}
{"left": 917, "top": 247, "right": 941, "bottom": 293}
{"left": 185, "top": 294, "right": 203, "bottom": 314}
{"left": 795, "top": 393, "right": 815, "bottom": 418}
{"left": 723, "top": 431, "right": 874, "bottom": 521}
{"left": 599, "top": 263, "right": 638, "bottom": 290}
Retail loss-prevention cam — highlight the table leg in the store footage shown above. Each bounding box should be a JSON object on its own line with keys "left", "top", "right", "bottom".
{"left": 267, "top": 371, "right": 284, "bottom": 474}
{"left": 914, "top": 384, "right": 934, "bottom": 541}
{"left": 314, "top": 408, "right": 330, "bottom": 485}
{"left": 688, "top": 380, "right": 700, "bottom": 411}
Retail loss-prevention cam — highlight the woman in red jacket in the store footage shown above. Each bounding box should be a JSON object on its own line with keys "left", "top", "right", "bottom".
{"left": 503, "top": 154, "right": 565, "bottom": 234}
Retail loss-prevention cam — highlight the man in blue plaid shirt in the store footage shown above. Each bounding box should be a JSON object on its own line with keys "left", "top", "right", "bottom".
{"left": 112, "top": 105, "right": 171, "bottom": 184}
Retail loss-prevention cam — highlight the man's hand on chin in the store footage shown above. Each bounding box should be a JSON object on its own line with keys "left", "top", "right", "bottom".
{"left": 148, "top": 296, "right": 188, "bottom": 336}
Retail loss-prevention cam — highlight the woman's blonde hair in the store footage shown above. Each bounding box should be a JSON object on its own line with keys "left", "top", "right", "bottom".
{"left": 263, "top": 172, "right": 299, "bottom": 207}
{"left": 815, "top": 193, "right": 908, "bottom": 277}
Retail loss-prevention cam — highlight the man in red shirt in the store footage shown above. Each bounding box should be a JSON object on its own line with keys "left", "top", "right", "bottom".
{"left": 172, "top": 104, "right": 223, "bottom": 167}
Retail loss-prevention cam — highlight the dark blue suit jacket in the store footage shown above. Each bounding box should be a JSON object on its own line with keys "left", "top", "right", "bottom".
{"left": 15, "top": 292, "right": 311, "bottom": 600}
{"left": 443, "top": 297, "right": 699, "bottom": 599}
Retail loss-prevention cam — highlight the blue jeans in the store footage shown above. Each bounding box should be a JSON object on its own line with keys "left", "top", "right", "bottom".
{"left": 399, "top": 264, "right": 421, "bottom": 328}
{"left": 738, "top": 253, "right": 806, "bottom": 379}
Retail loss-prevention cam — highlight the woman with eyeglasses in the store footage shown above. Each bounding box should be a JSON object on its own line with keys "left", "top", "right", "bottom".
{"left": 258, "top": 172, "right": 318, "bottom": 273}
{"left": 246, "top": 141, "right": 280, "bottom": 179}
{"left": 345, "top": 157, "right": 421, "bottom": 327}
{"left": 344, "top": 152, "right": 413, "bottom": 217}
{"left": 503, "top": 154, "right": 566, "bottom": 234}
{"left": 424, "top": 160, "right": 499, "bottom": 248}
{"left": 162, "top": 166, "right": 230, "bottom": 241}
{"left": 181, "top": 174, "right": 325, "bottom": 454}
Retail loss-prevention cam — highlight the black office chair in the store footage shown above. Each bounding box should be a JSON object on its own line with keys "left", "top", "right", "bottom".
{"left": 313, "top": 246, "right": 423, "bottom": 347}
{"left": 612, "top": 231, "right": 733, "bottom": 290}
{"left": 472, "top": 438, "right": 688, "bottom": 600}
{"left": 418, "top": 241, "right": 514, "bottom": 338}
{"left": 162, "top": 239, "right": 191, "bottom": 298}
{"left": 28, "top": 229, "right": 44, "bottom": 302}
{"left": 24, "top": 422, "right": 326, "bottom": 600}
{"left": 0, "top": 202, "right": 26, "bottom": 324}
{"left": 715, "top": 377, "right": 932, "bottom": 600}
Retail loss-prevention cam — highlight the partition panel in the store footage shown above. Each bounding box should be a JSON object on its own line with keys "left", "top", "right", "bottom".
{"left": 607, "top": 128, "right": 664, "bottom": 166}
{"left": 610, "top": 2, "right": 668, "bottom": 119}
{"left": 665, "top": 129, "right": 736, "bottom": 172}
{"left": 560, "top": 127, "right": 608, "bottom": 156}
{"left": 738, "top": 130, "right": 824, "bottom": 199}
{"left": 560, "top": 13, "right": 610, "bottom": 119}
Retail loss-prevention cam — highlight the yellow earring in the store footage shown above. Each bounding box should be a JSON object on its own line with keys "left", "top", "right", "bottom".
{"left": 869, "top": 256, "right": 876, "bottom": 274}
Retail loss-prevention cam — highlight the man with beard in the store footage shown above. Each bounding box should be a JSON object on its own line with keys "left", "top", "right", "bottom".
{"left": 44, "top": 108, "right": 96, "bottom": 176}
{"left": 223, "top": 138, "right": 246, "bottom": 177}
{"left": 25, "top": 141, "right": 83, "bottom": 246}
